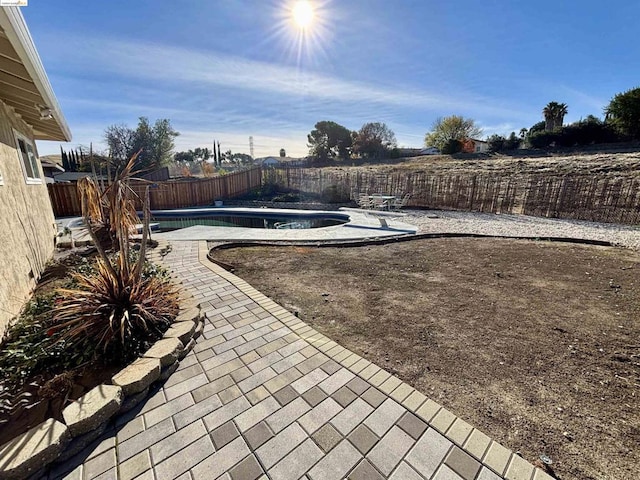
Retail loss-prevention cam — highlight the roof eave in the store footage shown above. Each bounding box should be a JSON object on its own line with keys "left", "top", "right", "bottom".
{"left": 0, "top": 7, "right": 71, "bottom": 142}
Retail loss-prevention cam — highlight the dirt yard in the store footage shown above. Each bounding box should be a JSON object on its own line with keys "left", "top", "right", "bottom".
{"left": 214, "top": 238, "right": 639, "bottom": 480}
{"left": 356, "top": 150, "right": 640, "bottom": 177}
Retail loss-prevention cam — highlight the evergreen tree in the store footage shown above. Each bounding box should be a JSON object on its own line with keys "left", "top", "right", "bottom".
{"left": 61, "top": 146, "right": 69, "bottom": 171}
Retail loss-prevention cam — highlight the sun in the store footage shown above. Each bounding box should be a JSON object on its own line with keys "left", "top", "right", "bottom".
{"left": 292, "top": 1, "right": 314, "bottom": 29}
{"left": 272, "top": 0, "right": 329, "bottom": 66}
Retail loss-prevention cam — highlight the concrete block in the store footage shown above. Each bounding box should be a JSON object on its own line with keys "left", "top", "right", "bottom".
{"left": 119, "top": 387, "right": 149, "bottom": 414}
{"left": 159, "top": 361, "right": 180, "bottom": 382}
{"left": 367, "top": 426, "right": 414, "bottom": 476}
{"left": 165, "top": 320, "right": 197, "bottom": 344}
{"left": 63, "top": 384, "right": 123, "bottom": 436}
{"left": 307, "top": 440, "right": 361, "bottom": 480}
{"left": 112, "top": 358, "right": 161, "bottom": 395}
{"left": 0, "top": 418, "right": 69, "bottom": 480}
{"left": 180, "top": 338, "right": 196, "bottom": 359}
{"left": 143, "top": 338, "right": 184, "bottom": 367}
{"left": 175, "top": 307, "right": 200, "bottom": 322}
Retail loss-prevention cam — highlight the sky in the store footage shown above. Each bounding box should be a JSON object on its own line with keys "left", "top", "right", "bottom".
{"left": 22, "top": 0, "right": 640, "bottom": 158}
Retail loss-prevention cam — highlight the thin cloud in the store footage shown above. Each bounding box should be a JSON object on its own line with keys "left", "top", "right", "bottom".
{"left": 48, "top": 34, "right": 523, "bottom": 119}
{"left": 38, "top": 32, "right": 531, "bottom": 156}
{"left": 557, "top": 85, "right": 608, "bottom": 117}
{"left": 37, "top": 121, "right": 312, "bottom": 159}
{"left": 478, "top": 122, "right": 519, "bottom": 137}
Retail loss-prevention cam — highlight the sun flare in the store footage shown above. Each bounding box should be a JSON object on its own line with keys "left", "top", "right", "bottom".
{"left": 292, "top": 1, "right": 314, "bottom": 28}
{"left": 273, "top": 0, "right": 329, "bottom": 66}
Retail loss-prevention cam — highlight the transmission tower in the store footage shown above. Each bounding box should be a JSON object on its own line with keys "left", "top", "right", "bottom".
{"left": 249, "top": 136, "right": 254, "bottom": 158}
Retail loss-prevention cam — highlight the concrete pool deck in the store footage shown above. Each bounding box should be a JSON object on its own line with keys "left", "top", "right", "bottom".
{"left": 55, "top": 209, "right": 418, "bottom": 247}
{"left": 57, "top": 207, "right": 639, "bottom": 249}
{"left": 151, "top": 209, "right": 418, "bottom": 242}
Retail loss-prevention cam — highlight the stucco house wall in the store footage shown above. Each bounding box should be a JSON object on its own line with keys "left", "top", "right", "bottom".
{"left": 0, "top": 7, "right": 71, "bottom": 334}
{"left": 0, "top": 100, "right": 57, "bottom": 332}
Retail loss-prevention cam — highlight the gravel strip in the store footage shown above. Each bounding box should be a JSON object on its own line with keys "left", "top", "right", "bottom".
{"left": 402, "top": 210, "right": 640, "bottom": 250}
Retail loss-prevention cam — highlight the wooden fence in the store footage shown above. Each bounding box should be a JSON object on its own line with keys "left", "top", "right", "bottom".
{"left": 269, "top": 168, "right": 640, "bottom": 225}
{"left": 49, "top": 165, "right": 640, "bottom": 224}
{"left": 48, "top": 167, "right": 262, "bottom": 217}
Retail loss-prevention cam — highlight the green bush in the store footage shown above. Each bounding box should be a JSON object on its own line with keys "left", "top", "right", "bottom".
{"left": 441, "top": 139, "right": 462, "bottom": 154}
{"left": 605, "top": 87, "right": 640, "bottom": 139}
{"left": 557, "top": 118, "right": 619, "bottom": 146}
{"left": 0, "top": 252, "right": 173, "bottom": 393}
{"left": 528, "top": 130, "right": 561, "bottom": 148}
{"left": 527, "top": 117, "right": 620, "bottom": 148}
{"left": 528, "top": 121, "right": 546, "bottom": 135}
{"left": 487, "top": 132, "right": 521, "bottom": 153}
{"left": 0, "top": 292, "right": 94, "bottom": 392}
{"left": 487, "top": 134, "right": 506, "bottom": 152}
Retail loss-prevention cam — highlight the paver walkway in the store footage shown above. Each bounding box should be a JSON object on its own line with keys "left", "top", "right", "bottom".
{"left": 48, "top": 240, "right": 552, "bottom": 480}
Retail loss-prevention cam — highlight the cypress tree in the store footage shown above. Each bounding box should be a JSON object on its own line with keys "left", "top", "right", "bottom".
{"left": 61, "top": 146, "right": 69, "bottom": 171}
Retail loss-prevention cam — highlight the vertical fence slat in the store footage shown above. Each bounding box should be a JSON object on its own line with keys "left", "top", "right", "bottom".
{"left": 47, "top": 167, "right": 262, "bottom": 216}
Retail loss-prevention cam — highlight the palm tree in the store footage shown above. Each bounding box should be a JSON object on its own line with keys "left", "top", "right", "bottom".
{"left": 555, "top": 103, "right": 568, "bottom": 129}
{"left": 543, "top": 102, "right": 559, "bottom": 131}
{"left": 543, "top": 102, "right": 568, "bottom": 131}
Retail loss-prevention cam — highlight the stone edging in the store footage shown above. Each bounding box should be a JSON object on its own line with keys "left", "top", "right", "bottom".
{"left": 199, "top": 240, "right": 555, "bottom": 480}
{"left": 0, "top": 266, "right": 204, "bottom": 480}
{"left": 207, "top": 232, "right": 616, "bottom": 253}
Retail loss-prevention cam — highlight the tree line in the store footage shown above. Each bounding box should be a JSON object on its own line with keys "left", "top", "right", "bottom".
{"left": 70, "top": 86, "right": 640, "bottom": 176}
{"left": 172, "top": 146, "right": 253, "bottom": 177}
{"left": 425, "top": 86, "right": 640, "bottom": 154}
{"left": 306, "top": 121, "right": 397, "bottom": 161}
{"left": 104, "top": 117, "right": 179, "bottom": 172}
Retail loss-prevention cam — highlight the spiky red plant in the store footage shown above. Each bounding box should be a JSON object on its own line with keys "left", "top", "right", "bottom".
{"left": 52, "top": 153, "right": 178, "bottom": 358}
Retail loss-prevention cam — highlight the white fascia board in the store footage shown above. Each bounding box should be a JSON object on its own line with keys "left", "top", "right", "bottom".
{"left": 0, "top": 7, "right": 72, "bottom": 141}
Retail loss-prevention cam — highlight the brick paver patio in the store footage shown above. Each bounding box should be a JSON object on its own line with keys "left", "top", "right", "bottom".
{"left": 46, "top": 240, "right": 553, "bottom": 480}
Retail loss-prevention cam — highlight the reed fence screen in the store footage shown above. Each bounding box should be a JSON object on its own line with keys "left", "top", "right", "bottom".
{"left": 268, "top": 168, "right": 640, "bottom": 225}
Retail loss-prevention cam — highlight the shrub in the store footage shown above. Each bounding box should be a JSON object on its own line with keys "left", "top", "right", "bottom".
{"left": 605, "top": 87, "right": 640, "bottom": 139}
{"left": 489, "top": 132, "right": 522, "bottom": 152}
{"left": 0, "top": 292, "right": 92, "bottom": 391}
{"left": 53, "top": 258, "right": 176, "bottom": 361}
{"left": 528, "top": 117, "right": 620, "bottom": 148}
{"left": 528, "top": 121, "right": 546, "bottom": 135}
{"left": 441, "top": 139, "right": 462, "bottom": 154}
{"left": 487, "top": 134, "right": 506, "bottom": 153}
{"left": 528, "top": 130, "right": 561, "bottom": 148}
{"left": 51, "top": 154, "right": 179, "bottom": 362}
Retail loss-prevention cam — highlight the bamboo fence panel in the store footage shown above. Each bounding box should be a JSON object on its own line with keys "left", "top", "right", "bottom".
{"left": 269, "top": 168, "right": 640, "bottom": 225}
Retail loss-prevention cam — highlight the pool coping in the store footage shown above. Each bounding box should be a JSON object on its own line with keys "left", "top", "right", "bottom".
{"left": 152, "top": 208, "right": 418, "bottom": 242}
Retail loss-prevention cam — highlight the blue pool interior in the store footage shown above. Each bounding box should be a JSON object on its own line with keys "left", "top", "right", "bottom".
{"left": 149, "top": 207, "right": 350, "bottom": 230}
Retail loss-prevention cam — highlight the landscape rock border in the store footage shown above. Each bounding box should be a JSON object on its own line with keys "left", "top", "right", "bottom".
{"left": 208, "top": 232, "right": 615, "bottom": 253}
{"left": 0, "top": 280, "right": 203, "bottom": 480}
